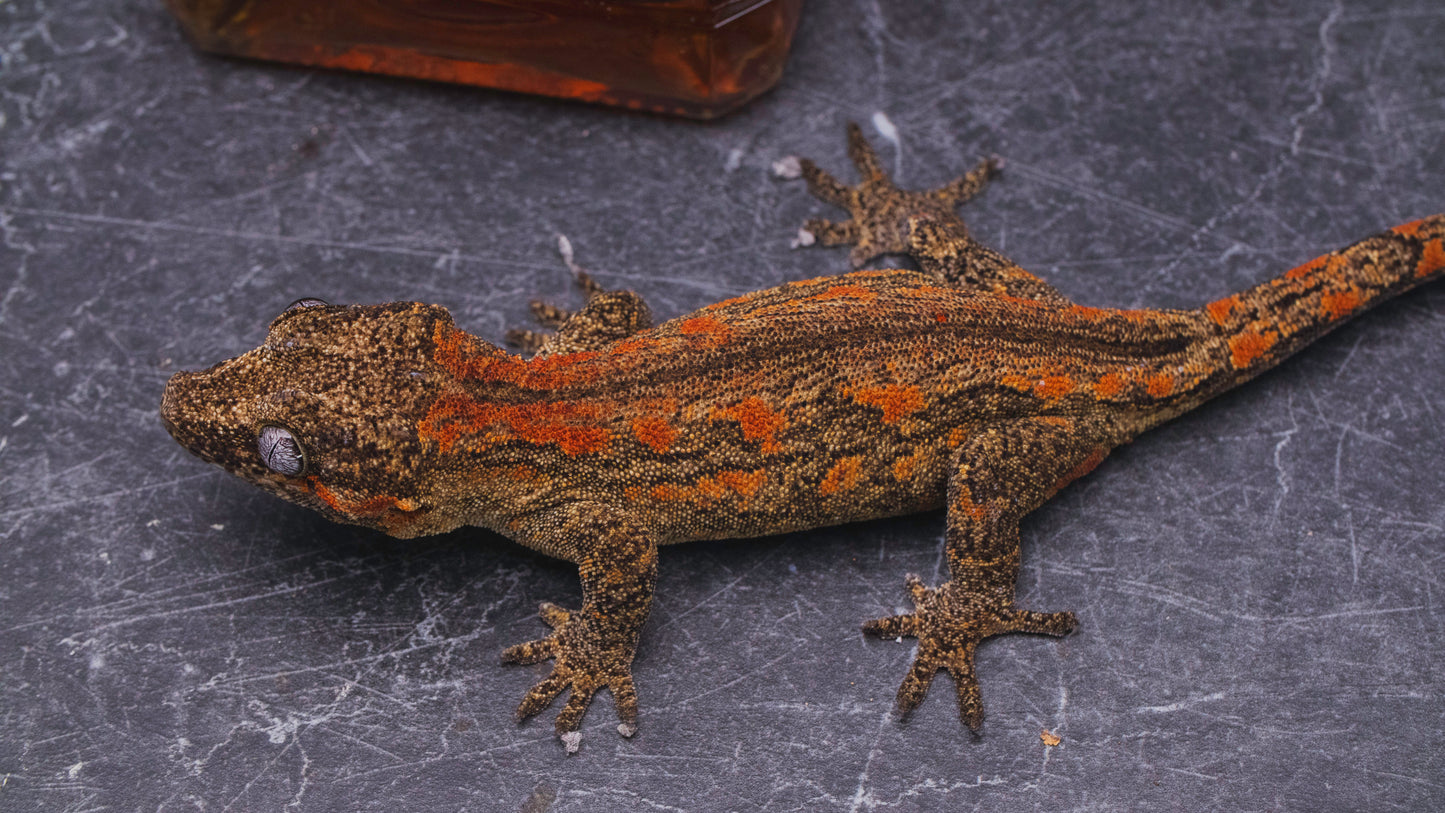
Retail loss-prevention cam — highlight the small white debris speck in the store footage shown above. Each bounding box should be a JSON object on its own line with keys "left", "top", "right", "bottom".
{"left": 771, "top": 155, "right": 802, "bottom": 179}
{"left": 871, "top": 111, "right": 900, "bottom": 148}
{"left": 67, "top": 762, "right": 83, "bottom": 779}
{"left": 561, "top": 731, "right": 582, "bottom": 754}
{"left": 617, "top": 722, "right": 637, "bottom": 738}
{"left": 790, "top": 228, "right": 816, "bottom": 249}
{"left": 210, "top": 524, "right": 225, "bottom": 531}
{"left": 725, "top": 148, "right": 744, "bottom": 172}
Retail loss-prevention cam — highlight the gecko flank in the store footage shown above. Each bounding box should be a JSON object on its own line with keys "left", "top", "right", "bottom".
{"left": 160, "top": 125, "right": 1445, "bottom": 752}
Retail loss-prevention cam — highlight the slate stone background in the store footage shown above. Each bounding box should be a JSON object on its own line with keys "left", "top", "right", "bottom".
{"left": 3, "top": 1, "right": 1443, "bottom": 810}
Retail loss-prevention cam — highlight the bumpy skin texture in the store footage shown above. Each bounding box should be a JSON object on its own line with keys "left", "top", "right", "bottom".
{"left": 160, "top": 125, "right": 1445, "bottom": 751}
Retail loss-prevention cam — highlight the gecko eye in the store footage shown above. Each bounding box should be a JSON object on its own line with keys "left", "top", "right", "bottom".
{"left": 283, "top": 297, "right": 328, "bottom": 313}
{"left": 258, "top": 425, "right": 306, "bottom": 476}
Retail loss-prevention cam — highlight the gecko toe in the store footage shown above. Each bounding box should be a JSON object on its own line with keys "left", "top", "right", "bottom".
{"left": 501, "top": 637, "right": 557, "bottom": 665}
{"left": 861, "top": 613, "right": 919, "bottom": 639}
{"left": 514, "top": 671, "right": 568, "bottom": 720}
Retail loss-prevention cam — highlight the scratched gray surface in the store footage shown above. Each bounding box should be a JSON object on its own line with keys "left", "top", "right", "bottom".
{"left": 2, "top": 0, "right": 1444, "bottom": 810}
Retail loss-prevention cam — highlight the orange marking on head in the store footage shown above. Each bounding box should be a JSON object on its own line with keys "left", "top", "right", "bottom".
{"left": 1094, "top": 373, "right": 1124, "bottom": 398}
{"left": 1146, "top": 371, "right": 1175, "bottom": 398}
{"left": 934, "top": 312, "right": 948, "bottom": 323}
{"left": 308, "top": 478, "right": 415, "bottom": 520}
{"left": 432, "top": 323, "right": 520, "bottom": 382}
{"left": 820, "top": 456, "right": 863, "bottom": 496}
{"left": 623, "top": 486, "right": 642, "bottom": 502}
{"left": 711, "top": 397, "right": 786, "bottom": 453}
{"left": 1067, "top": 304, "right": 1107, "bottom": 320}
{"left": 419, "top": 394, "right": 608, "bottom": 455}
{"left": 1418, "top": 238, "right": 1445, "bottom": 279}
{"left": 651, "top": 484, "right": 682, "bottom": 502}
{"left": 510, "top": 465, "right": 537, "bottom": 482}
{"left": 631, "top": 414, "right": 677, "bottom": 453}
{"left": 680, "top": 315, "right": 731, "bottom": 348}
{"left": 948, "top": 426, "right": 969, "bottom": 448}
{"left": 1034, "top": 376, "right": 1074, "bottom": 399}
{"left": 1205, "top": 295, "right": 1240, "bottom": 325}
{"left": 1285, "top": 254, "right": 1328, "bottom": 280}
{"left": 1319, "top": 289, "right": 1362, "bottom": 321}
{"left": 431, "top": 323, "right": 611, "bottom": 390}
{"left": 1228, "top": 330, "right": 1278, "bottom": 369}
{"left": 853, "top": 384, "right": 926, "bottom": 424}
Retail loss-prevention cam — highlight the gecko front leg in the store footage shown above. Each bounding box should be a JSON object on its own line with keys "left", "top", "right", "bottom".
{"left": 502, "top": 503, "right": 658, "bottom": 753}
{"left": 507, "top": 268, "right": 653, "bottom": 358}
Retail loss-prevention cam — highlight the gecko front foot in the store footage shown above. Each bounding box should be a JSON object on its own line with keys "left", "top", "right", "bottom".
{"left": 796, "top": 123, "right": 999, "bottom": 267}
{"left": 502, "top": 601, "right": 641, "bottom": 753}
{"left": 863, "top": 574, "right": 1076, "bottom": 730}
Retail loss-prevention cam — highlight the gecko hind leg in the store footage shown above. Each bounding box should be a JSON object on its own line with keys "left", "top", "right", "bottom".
{"left": 863, "top": 417, "right": 1107, "bottom": 730}
{"left": 795, "top": 124, "right": 1072, "bottom": 305}
{"left": 796, "top": 122, "right": 999, "bottom": 268}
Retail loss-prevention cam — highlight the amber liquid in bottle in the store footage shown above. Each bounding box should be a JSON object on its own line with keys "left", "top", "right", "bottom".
{"left": 164, "top": 0, "right": 804, "bottom": 119}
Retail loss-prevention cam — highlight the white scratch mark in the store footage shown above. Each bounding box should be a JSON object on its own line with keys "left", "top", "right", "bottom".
{"left": 846, "top": 708, "right": 893, "bottom": 813}
{"left": 1290, "top": 2, "right": 1343, "bottom": 155}
{"left": 1137, "top": 690, "right": 1228, "bottom": 713}
{"left": 1271, "top": 423, "right": 1298, "bottom": 521}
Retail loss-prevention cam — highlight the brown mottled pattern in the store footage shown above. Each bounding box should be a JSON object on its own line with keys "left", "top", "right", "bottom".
{"left": 160, "top": 126, "right": 1445, "bottom": 751}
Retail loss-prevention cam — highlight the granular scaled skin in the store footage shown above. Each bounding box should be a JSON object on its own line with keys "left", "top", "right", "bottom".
{"left": 159, "top": 124, "right": 1445, "bottom": 751}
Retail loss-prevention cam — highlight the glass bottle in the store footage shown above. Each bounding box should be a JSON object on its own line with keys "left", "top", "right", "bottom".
{"left": 164, "top": 0, "right": 806, "bottom": 119}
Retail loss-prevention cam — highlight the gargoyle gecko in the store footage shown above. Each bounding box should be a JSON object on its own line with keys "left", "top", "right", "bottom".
{"left": 161, "top": 126, "right": 1445, "bottom": 752}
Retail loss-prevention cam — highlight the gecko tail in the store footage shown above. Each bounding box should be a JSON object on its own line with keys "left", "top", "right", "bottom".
{"left": 1199, "top": 214, "right": 1445, "bottom": 387}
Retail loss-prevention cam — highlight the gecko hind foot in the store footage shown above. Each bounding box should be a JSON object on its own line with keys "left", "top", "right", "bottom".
{"left": 863, "top": 575, "right": 1076, "bottom": 730}
{"left": 797, "top": 123, "right": 1000, "bottom": 267}
{"left": 502, "top": 601, "right": 642, "bottom": 752}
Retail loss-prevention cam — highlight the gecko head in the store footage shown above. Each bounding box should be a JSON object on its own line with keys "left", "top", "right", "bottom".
{"left": 160, "top": 298, "right": 475, "bottom": 538}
